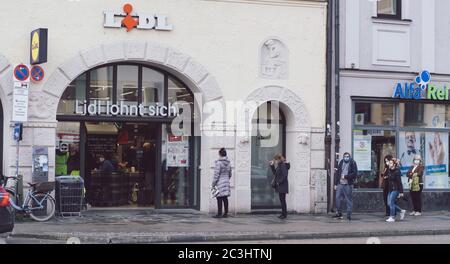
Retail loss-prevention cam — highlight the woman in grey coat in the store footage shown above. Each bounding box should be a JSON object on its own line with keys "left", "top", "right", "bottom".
{"left": 270, "top": 154, "right": 290, "bottom": 219}
{"left": 212, "top": 148, "right": 232, "bottom": 218}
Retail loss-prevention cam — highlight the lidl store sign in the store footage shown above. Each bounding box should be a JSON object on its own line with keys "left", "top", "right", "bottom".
{"left": 392, "top": 71, "right": 450, "bottom": 100}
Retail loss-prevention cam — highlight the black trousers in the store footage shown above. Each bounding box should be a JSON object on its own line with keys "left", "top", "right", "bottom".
{"left": 411, "top": 186, "right": 423, "bottom": 213}
{"left": 383, "top": 186, "right": 390, "bottom": 215}
{"left": 216, "top": 196, "right": 229, "bottom": 215}
{"left": 279, "top": 193, "right": 287, "bottom": 216}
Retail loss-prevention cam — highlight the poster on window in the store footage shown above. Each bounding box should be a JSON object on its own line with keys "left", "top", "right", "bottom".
{"left": 353, "top": 135, "right": 372, "bottom": 171}
{"left": 398, "top": 132, "right": 425, "bottom": 188}
{"left": 166, "top": 135, "right": 189, "bottom": 167}
{"left": 425, "top": 132, "right": 449, "bottom": 189}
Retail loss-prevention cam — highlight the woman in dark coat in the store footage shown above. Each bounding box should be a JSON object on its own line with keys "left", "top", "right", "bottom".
{"left": 380, "top": 155, "right": 393, "bottom": 217}
{"left": 270, "top": 154, "right": 290, "bottom": 219}
{"left": 386, "top": 158, "right": 406, "bottom": 222}
{"left": 212, "top": 148, "right": 232, "bottom": 218}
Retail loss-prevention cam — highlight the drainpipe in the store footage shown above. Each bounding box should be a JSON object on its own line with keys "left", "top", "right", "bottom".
{"left": 331, "top": 0, "right": 341, "bottom": 213}
{"left": 325, "top": 0, "right": 333, "bottom": 213}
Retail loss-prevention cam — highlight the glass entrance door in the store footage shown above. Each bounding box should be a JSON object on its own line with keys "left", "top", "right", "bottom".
{"left": 251, "top": 102, "right": 286, "bottom": 209}
{"left": 81, "top": 121, "right": 160, "bottom": 208}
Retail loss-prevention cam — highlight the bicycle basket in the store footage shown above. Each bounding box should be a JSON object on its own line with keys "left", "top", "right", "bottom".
{"left": 34, "top": 182, "right": 55, "bottom": 193}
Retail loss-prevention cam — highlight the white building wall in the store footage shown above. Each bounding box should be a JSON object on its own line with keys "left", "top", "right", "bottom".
{"left": 0, "top": 0, "right": 327, "bottom": 213}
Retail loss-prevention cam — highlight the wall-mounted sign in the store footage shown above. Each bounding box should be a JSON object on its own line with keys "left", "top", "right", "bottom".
{"left": 30, "top": 65, "right": 45, "bottom": 82}
{"left": 13, "top": 64, "right": 30, "bottom": 82}
{"left": 30, "top": 28, "right": 48, "bottom": 65}
{"left": 75, "top": 100, "right": 179, "bottom": 117}
{"left": 392, "top": 70, "right": 450, "bottom": 101}
{"left": 104, "top": 3, "right": 173, "bottom": 32}
{"left": 12, "top": 64, "right": 30, "bottom": 122}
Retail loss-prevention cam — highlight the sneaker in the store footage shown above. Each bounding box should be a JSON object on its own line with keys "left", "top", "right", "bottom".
{"left": 414, "top": 212, "right": 422, "bottom": 216}
{"left": 386, "top": 217, "right": 395, "bottom": 222}
{"left": 212, "top": 214, "right": 222, "bottom": 218}
{"left": 332, "top": 213, "right": 343, "bottom": 219}
{"left": 409, "top": 211, "right": 416, "bottom": 216}
{"left": 400, "top": 210, "right": 406, "bottom": 220}
{"left": 278, "top": 215, "right": 287, "bottom": 220}
{"left": 222, "top": 214, "right": 228, "bottom": 218}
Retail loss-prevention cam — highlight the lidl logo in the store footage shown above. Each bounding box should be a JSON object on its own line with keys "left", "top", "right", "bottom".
{"left": 392, "top": 70, "right": 449, "bottom": 100}
{"left": 104, "top": 3, "right": 173, "bottom": 32}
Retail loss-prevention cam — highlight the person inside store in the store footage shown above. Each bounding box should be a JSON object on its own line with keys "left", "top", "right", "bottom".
{"left": 407, "top": 154, "right": 424, "bottom": 216}
{"left": 142, "top": 142, "right": 156, "bottom": 203}
{"left": 67, "top": 144, "right": 80, "bottom": 176}
{"left": 96, "top": 154, "right": 115, "bottom": 174}
{"left": 386, "top": 158, "right": 406, "bottom": 223}
{"left": 333, "top": 152, "right": 358, "bottom": 221}
{"left": 380, "top": 155, "right": 393, "bottom": 217}
{"left": 269, "top": 154, "right": 290, "bottom": 220}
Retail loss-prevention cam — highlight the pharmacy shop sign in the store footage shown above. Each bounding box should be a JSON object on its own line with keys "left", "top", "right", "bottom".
{"left": 392, "top": 71, "right": 450, "bottom": 100}
{"left": 75, "top": 100, "right": 179, "bottom": 117}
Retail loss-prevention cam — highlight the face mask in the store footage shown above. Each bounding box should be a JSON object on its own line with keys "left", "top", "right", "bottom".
{"left": 343, "top": 157, "right": 350, "bottom": 162}
{"left": 414, "top": 160, "right": 420, "bottom": 165}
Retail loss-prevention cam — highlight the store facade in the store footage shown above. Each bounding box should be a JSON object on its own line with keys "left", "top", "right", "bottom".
{"left": 337, "top": 0, "right": 450, "bottom": 211}
{"left": 0, "top": 0, "right": 328, "bottom": 213}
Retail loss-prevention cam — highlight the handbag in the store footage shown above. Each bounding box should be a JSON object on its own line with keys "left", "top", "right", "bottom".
{"left": 271, "top": 178, "right": 278, "bottom": 189}
{"left": 210, "top": 186, "right": 220, "bottom": 198}
{"left": 411, "top": 173, "right": 421, "bottom": 192}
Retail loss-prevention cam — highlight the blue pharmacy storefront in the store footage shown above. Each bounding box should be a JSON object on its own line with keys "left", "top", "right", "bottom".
{"left": 340, "top": 70, "right": 450, "bottom": 212}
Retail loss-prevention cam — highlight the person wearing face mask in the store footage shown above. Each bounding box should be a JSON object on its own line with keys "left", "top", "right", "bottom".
{"left": 380, "top": 155, "right": 393, "bottom": 217}
{"left": 386, "top": 158, "right": 406, "bottom": 223}
{"left": 333, "top": 152, "right": 358, "bottom": 221}
{"left": 407, "top": 155, "right": 424, "bottom": 216}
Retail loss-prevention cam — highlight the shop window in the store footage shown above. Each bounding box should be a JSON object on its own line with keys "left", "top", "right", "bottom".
{"left": 117, "top": 65, "right": 138, "bottom": 107}
{"left": 377, "top": 0, "right": 401, "bottom": 19}
{"left": 400, "top": 103, "right": 450, "bottom": 128}
{"left": 398, "top": 131, "right": 450, "bottom": 190}
{"left": 55, "top": 122, "right": 80, "bottom": 176}
{"left": 161, "top": 124, "right": 191, "bottom": 206}
{"left": 142, "top": 67, "right": 164, "bottom": 106}
{"left": 354, "top": 102, "right": 395, "bottom": 126}
{"left": 353, "top": 129, "right": 396, "bottom": 189}
{"left": 57, "top": 73, "right": 86, "bottom": 115}
{"left": 89, "top": 66, "right": 113, "bottom": 106}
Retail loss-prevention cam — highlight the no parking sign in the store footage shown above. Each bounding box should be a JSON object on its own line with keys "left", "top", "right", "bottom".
{"left": 31, "top": 65, "right": 45, "bottom": 82}
{"left": 13, "top": 64, "right": 30, "bottom": 82}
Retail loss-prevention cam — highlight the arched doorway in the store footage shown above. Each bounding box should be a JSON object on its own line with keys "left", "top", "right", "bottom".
{"left": 251, "top": 101, "right": 286, "bottom": 209}
{"left": 56, "top": 62, "right": 200, "bottom": 209}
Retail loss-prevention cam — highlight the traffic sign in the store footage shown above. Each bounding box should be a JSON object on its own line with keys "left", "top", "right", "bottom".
{"left": 13, "top": 64, "right": 30, "bottom": 82}
{"left": 31, "top": 65, "right": 45, "bottom": 82}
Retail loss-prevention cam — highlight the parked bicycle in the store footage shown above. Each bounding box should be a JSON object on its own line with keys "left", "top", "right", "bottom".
{"left": 2, "top": 175, "right": 56, "bottom": 222}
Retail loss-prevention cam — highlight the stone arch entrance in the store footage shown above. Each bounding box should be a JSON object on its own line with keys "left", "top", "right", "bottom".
{"left": 31, "top": 41, "right": 226, "bottom": 211}
{"left": 235, "top": 85, "right": 325, "bottom": 213}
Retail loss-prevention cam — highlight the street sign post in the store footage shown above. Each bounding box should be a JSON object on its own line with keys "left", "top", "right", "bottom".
{"left": 12, "top": 64, "right": 30, "bottom": 123}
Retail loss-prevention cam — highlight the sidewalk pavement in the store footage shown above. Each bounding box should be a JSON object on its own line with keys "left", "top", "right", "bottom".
{"left": 8, "top": 209, "right": 450, "bottom": 244}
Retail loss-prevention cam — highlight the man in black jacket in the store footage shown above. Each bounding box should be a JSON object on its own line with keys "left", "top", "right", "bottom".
{"left": 333, "top": 152, "right": 358, "bottom": 221}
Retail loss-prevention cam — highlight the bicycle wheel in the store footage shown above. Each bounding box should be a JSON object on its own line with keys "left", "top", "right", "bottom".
{"left": 28, "top": 193, "right": 56, "bottom": 222}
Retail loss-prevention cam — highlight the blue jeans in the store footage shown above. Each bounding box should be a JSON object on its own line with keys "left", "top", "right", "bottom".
{"left": 388, "top": 191, "right": 403, "bottom": 217}
{"left": 336, "top": 185, "right": 353, "bottom": 217}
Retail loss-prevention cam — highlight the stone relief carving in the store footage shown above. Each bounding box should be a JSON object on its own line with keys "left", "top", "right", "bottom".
{"left": 28, "top": 92, "right": 58, "bottom": 120}
{"left": 260, "top": 39, "right": 288, "bottom": 79}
